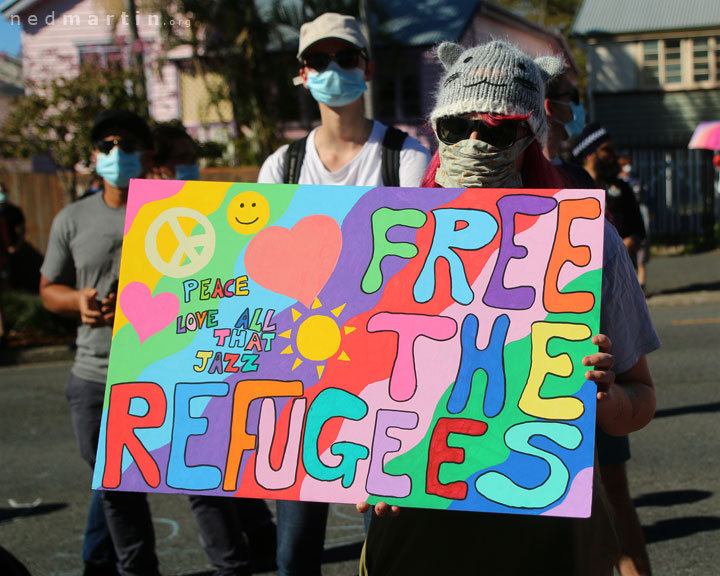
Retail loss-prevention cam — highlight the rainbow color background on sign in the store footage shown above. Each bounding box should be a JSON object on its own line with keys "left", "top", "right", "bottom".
{"left": 93, "top": 181, "right": 604, "bottom": 518}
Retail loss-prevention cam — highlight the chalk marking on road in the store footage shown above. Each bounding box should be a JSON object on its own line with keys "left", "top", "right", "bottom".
{"left": 153, "top": 517, "right": 180, "bottom": 541}
{"left": 8, "top": 497, "right": 42, "bottom": 508}
{"left": 672, "top": 317, "right": 720, "bottom": 326}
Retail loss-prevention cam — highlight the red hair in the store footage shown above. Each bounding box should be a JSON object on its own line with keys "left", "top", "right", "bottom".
{"left": 421, "top": 140, "right": 571, "bottom": 189}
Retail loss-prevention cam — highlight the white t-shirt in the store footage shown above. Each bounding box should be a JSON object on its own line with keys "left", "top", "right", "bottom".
{"left": 257, "top": 120, "right": 431, "bottom": 186}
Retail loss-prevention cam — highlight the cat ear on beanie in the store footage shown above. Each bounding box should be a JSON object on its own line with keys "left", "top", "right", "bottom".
{"left": 534, "top": 55, "right": 565, "bottom": 83}
{"left": 436, "top": 42, "right": 465, "bottom": 71}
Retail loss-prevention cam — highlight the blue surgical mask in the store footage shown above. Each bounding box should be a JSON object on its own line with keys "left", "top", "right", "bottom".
{"left": 0, "top": 191, "right": 7, "bottom": 203}
{"left": 175, "top": 163, "right": 200, "bottom": 181}
{"left": 551, "top": 99, "right": 586, "bottom": 139}
{"left": 306, "top": 63, "right": 367, "bottom": 108}
{"left": 95, "top": 147, "right": 142, "bottom": 189}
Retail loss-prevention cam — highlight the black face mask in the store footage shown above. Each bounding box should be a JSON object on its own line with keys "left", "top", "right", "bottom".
{"left": 596, "top": 156, "right": 619, "bottom": 183}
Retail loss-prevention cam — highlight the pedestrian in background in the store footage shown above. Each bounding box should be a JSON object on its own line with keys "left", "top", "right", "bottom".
{"left": 542, "top": 64, "right": 596, "bottom": 187}
{"left": 545, "top": 79, "right": 653, "bottom": 576}
{"left": 151, "top": 121, "right": 278, "bottom": 576}
{"left": 572, "top": 124, "right": 646, "bottom": 267}
{"left": 619, "top": 155, "right": 651, "bottom": 294}
{"left": 257, "top": 12, "right": 430, "bottom": 576}
{"left": 39, "top": 110, "right": 160, "bottom": 576}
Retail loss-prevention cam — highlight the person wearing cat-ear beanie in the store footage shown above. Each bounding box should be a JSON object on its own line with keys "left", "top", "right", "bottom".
{"left": 357, "top": 39, "right": 659, "bottom": 576}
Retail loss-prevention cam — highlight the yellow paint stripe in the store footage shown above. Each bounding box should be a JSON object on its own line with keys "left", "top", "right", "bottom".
{"left": 672, "top": 317, "right": 720, "bottom": 326}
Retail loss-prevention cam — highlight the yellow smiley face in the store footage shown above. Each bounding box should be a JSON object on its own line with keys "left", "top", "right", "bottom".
{"left": 227, "top": 191, "right": 270, "bottom": 235}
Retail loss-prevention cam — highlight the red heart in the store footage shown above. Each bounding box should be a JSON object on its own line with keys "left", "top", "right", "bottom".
{"left": 244, "top": 215, "right": 342, "bottom": 307}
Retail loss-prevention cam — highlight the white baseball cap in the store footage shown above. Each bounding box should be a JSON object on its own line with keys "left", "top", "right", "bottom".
{"left": 297, "top": 13, "right": 369, "bottom": 59}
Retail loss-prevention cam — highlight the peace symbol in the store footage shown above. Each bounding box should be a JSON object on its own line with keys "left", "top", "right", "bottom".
{"left": 145, "top": 207, "right": 216, "bottom": 278}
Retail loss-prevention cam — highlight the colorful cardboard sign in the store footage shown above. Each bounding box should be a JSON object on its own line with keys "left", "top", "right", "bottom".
{"left": 92, "top": 181, "right": 605, "bottom": 518}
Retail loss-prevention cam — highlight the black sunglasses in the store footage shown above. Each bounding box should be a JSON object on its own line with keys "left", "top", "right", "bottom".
{"left": 94, "top": 138, "right": 139, "bottom": 155}
{"left": 436, "top": 116, "right": 521, "bottom": 148}
{"left": 302, "top": 49, "right": 367, "bottom": 72}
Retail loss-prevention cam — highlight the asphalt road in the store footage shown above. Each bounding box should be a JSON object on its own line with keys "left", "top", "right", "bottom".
{"left": 1, "top": 251, "right": 719, "bottom": 576}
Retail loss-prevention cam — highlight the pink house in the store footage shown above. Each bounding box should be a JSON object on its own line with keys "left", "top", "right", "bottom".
{"left": 0, "top": 0, "right": 235, "bottom": 144}
{"left": 2, "top": 0, "right": 577, "bottom": 150}
{"left": 2, "top": 0, "right": 182, "bottom": 117}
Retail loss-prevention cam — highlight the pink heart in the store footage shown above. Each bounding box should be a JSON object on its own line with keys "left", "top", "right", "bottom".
{"left": 244, "top": 215, "right": 342, "bottom": 307}
{"left": 119, "top": 282, "right": 180, "bottom": 344}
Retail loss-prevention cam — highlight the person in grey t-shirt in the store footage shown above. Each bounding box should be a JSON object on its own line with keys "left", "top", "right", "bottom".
{"left": 40, "top": 110, "right": 160, "bottom": 576}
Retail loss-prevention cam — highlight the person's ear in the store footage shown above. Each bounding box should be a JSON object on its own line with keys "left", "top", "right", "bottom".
{"left": 544, "top": 98, "right": 553, "bottom": 116}
{"left": 299, "top": 66, "right": 309, "bottom": 88}
{"left": 364, "top": 60, "right": 374, "bottom": 82}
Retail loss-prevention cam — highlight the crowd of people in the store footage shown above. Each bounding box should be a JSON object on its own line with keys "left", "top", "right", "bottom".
{"left": 27, "top": 11, "right": 660, "bottom": 576}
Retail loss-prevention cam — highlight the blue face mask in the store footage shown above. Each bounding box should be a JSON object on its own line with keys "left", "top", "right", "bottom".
{"left": 95, "top": 147, "right": 142, "bottom": 189}
{"left": 175, "top": 163, "right": 200, "bottom": 181}
{"left": 551, "top": 99, "right": 586, "bottom": 139}
{"left": 306, "top": 63, "right": 367, "bottom": 108}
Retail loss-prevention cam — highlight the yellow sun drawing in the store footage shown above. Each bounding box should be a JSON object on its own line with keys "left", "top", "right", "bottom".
{"left": 279, "top": 298, "right": 354, "bottom": 378}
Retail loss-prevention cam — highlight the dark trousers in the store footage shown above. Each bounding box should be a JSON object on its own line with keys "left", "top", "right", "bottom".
{"left": 189, "top": 496, "right": 274, "bottom": 576}
{"left": 83, "top": 490, "right": 115, "bottom": 567}
{"left": 276, "top": 501, "right": 328, "bottom": 576}
{"left": 66, "top": 373, "right": 159, "bottom": 576}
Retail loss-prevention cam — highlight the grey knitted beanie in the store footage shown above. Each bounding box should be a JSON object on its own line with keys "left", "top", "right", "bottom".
{"left": 430, "top": 41, "right": 564, "bottom": 144}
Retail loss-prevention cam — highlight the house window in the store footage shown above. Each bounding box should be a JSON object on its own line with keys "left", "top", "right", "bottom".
{"left": 693, "top": 38, "right": 710, "bottom": 82}
{"left": 78, "top": 44, "right": 128, "bottom": 69}
{"left": 639, "top": 36, "right": 720, "bottom": 89}
{"left": 664, "top": 39, "right": 682, "bottom": 84}
{"left": 641, "top": 41, "right": 660, "bottom": 86}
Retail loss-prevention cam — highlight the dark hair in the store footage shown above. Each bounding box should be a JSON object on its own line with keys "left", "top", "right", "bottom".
{"left": 544, "top": 65, "right": 571, "bottom": 100}
{"left": 91, "top": 110, "right": 153, "bottom": 149}
{"left": 152, "top": 122, "right": 196, "bottom": 165}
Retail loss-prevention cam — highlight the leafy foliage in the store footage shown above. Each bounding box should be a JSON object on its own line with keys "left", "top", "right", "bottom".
{"left": 493, "top": 0, "right": 587, "bottom": 95}
{"left": 0, "top": 64, "right": 148, "bottom": 198}
{"left": 154, "top": 0, "right": 279, "bottom": 163}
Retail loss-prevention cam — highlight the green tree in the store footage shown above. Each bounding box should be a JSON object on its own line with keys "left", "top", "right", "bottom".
{"left": 153, "top": 0, "right": 278, "bottom": 164}
{"left": 153, "top": 0, "right": 365, "bottom": 164}
{"left": 0, "top": 64, "right": 148, "bottom": 201}
{"left": 494, "top": 0, "right": 587, "bottom": 95}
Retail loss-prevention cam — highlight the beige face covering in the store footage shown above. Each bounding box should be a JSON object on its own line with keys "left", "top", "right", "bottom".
{"left": 435, "top": 135, "right": 533, "bottom": 189}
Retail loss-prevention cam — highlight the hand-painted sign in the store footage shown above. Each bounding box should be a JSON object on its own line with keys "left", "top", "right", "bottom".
{"left": 93, "top": 181, "right": 605, "bottom": 518}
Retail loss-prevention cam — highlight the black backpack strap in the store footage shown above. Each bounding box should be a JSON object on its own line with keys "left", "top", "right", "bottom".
{"left": 283, "top": 136, "right": 308, "bottom": 184}
{"left": 381, "top": 126, "right": 408, "bottom": 187}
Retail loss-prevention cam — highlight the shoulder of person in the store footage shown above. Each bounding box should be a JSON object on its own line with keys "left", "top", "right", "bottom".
{"left": 257, "top": 142, "right": 292, "bottom": 184}
{"left": 375, "top": 122, "right": 430, "bottom": 159}
{"left": 559, "top": 159, "right": 597, "bottom": 189}
{"left": 401, "top": 134, "right": 431, "bottom": 158}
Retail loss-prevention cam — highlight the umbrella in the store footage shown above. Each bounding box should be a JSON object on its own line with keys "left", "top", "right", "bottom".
{"left": 688, "top": 121, "right": 720, "bottom": 150}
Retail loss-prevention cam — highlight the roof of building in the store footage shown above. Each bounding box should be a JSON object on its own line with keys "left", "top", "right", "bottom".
{"left": 0, "top": 0, "right": 36, "bottom": 16}
{"left": 3, "top": 0, "right": 571, "bottom": 57}
{"left": 573, "top": 0, "right": 720, "bottom": 37}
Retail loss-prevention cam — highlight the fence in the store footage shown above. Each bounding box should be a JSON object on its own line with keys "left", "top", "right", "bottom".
{"left": 0, "top": 167, "right": 261, "bottom": 254}
{"left": 630, "top": 147, "right": 716, "bottom": 245}
{"left": 3, "top": 155, "right": 717, "bottom": 254}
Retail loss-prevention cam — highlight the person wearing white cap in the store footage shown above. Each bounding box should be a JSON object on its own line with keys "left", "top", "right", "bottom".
{"left": 257, "top": 12, "right": 430, "bottom": 576}
{"left": 257, "top": 13, "right": 430, "bottom": 190}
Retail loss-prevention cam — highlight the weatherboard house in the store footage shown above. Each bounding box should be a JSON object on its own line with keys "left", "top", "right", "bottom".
{"left": 1, "top": 0, "right": 575, "bottom": 144}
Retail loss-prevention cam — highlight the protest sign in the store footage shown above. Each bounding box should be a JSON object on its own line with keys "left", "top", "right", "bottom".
{"left": 93, "top": 180, "right": 604, "bottom": 518}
